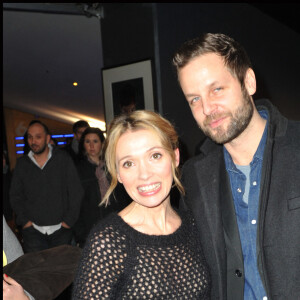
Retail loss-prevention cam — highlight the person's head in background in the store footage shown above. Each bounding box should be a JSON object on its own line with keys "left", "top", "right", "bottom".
{"left": 173, "top": 32, "right": 257, "bottom": 145}
{"left": 27, "top": 120, "right": 51, "bottom": 155}
{"left": 119, "top": 84, "right": 137, "bottom": 115}
{"left": 73, "top": 120, "right": 90, "bottom": 142}
{"left": 101, "top": 110, "right": 184, "bottom": 207}
{"left": 71, "top": 120, "right": 90, "bottom": 155}
{"left": 79, "top": 127, "right": 105, "bottom": 165}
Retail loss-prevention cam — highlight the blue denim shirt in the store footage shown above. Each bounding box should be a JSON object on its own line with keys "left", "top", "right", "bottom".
{"left": 224, "top": 110, "right": 268, "bottom": 300}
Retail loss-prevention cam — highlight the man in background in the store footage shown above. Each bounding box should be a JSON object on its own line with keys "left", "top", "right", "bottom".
{"left": 173, "top": 33, "right": 300, "bottom": 299}
{"left": 64, "top": 120, "right": 89, "bottom": 163}
{"left": 10, "top": 120, "right": 83, "bottom": 253}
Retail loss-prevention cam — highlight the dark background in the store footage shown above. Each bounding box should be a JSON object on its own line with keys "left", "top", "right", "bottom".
{"left": 101, "top": 3, "right": 300, "bottom": 158}
{"left": 4, "top": 3, "right": 300, "bottom": 159}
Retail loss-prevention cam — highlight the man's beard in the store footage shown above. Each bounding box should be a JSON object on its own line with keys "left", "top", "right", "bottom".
{"left": 30, "top": 142, "right": 48, "bottom": 155}
{"left": 200, "top": 88, "right": 254, "bottom": 144}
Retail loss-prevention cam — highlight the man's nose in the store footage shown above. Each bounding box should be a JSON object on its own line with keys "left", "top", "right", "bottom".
{"left": 202, "top": 96, "right": 217, "bottom": 116}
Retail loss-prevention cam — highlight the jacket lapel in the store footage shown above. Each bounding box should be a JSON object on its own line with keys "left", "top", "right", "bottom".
{"left": 192, "top": 148, "right": 227, "bottom": 298}
{"left": 218, "top": 159, "right": 244, "bottom": 264}
{"left": 191, "top": 141, "right": 244, "bottom": 298}
{"left": 196, "top": 141, "right": 243, "bottom": 263}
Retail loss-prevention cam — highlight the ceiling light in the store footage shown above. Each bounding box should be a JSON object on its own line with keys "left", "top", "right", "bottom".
{"left": 87, "top": 119, "right": 106, "bottom": 131}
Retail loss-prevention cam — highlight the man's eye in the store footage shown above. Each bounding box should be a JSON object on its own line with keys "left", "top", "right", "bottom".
{"left": 214, "top": 87, "right": 222, "bottom": 93}
{"left": 190, "top": 97, "right": 200, "bottom": 105}
{"left": 152, "top": 153, "right": 162, "bottom": 160}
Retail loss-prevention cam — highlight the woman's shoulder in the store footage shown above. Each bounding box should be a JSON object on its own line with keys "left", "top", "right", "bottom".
{"left": 85, "top": 213, "right": 126, "bottom": 243}
{"left": 92, "top": 211, "right": 120, "bottom": 227}
{"left": 80, "top": 213, "right": 131, "bottom": 262}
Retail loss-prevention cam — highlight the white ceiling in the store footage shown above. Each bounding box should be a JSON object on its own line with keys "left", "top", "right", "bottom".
{"left": 3, "top": 3, "right": 105, "bottom": 128}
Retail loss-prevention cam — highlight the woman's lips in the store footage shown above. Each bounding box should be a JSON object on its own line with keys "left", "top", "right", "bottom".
{"left": 137, "top": 183, "right": 161, "bottom": 195}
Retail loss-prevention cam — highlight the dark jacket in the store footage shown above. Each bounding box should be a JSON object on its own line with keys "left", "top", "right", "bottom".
{"left": 63, "top": 140, "right": 81, "bottom": 164}
{"left": 10, "top": 146, "right": 83, "bottom": 227}
{"left": 73, "top": 158, "right": 130, "bottom": 246}
{"left": 180, "top": 99, "right": 300, "bottom": 299}
{"left": 73, "top": 158, "right": 113, "bottom": 246}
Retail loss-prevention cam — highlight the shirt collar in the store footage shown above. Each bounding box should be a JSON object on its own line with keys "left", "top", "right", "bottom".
{"left": 224, "top": 110, "right": 268, "bottom": 170}
{"left": 28, "top": 144, "right": 53, "bottom": 169}
{"left": 253, "top": 109, "right": 268, "bottom": 161}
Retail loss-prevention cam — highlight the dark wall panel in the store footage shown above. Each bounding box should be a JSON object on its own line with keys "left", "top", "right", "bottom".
{"left": 100, "top": 3, "right": 159, "bottom": 115}
{"left": 155, "top": 3, "right": 300, "bottom": 157}
{"left": 101, "top": 3, "right": 155, "bottom": 68}
{"left": 100, "top": 3, "right": 300, "bottom": 159}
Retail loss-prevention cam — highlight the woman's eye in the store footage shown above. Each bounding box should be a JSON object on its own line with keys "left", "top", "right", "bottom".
{"left": 214, "top": 87, "right": 222, "bottom": 93}
{"left": 123, "top": 161, "right": 133, "bottom": 168}
{"left": 152, "top": 153, "right": 162, "bottom": 160}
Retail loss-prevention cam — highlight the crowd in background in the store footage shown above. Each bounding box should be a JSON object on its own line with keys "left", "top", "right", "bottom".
{"left": 3, "top": 119, "right": 130, "bottom": 247}
{"left": 3, "top": 119, "right": 131, "bottom": 300}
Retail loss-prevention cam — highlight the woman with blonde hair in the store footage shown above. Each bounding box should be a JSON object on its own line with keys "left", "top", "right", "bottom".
{"left": 72, "top": 110, "right": 211, "bottom": 299}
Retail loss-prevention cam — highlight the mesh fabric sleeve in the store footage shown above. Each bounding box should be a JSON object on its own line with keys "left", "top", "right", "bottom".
{"left": 72, "top": 224, "right": 127, "bottom": 299}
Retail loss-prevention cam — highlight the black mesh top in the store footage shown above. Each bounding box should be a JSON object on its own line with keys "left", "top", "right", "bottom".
{"left": 72, "top": 209, "right": 211, "bottom": 299}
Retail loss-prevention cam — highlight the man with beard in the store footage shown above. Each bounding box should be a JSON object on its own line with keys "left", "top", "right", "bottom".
{"left": 173, "top": 33, "right": 300, "bottom": 299}
{"left": 10, "top": 120, "right": 83, "bottom": 253}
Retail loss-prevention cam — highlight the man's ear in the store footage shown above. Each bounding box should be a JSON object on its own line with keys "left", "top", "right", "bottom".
{"left": 46, "top": 134, "right": 51, "bottom": 144}
{"left": 244, "top": 68, "right": 256, "bottom": 96}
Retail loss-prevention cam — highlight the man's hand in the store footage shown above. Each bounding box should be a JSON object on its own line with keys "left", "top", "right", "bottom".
{"left": 61, "top": 221, "right": 70, "bottom": 229}
{"left": 3, "top": 274, "right": 30, "bottom": 300}
{"left": 22, "top": 221, "right": 32, "bottom": 229}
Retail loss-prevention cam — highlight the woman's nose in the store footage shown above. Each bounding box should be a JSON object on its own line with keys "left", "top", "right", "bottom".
{"left": 138, "top": 162, "right": 151, "bottom": 180}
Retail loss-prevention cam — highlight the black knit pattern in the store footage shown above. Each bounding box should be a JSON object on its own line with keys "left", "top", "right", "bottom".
{"left": 72, "top": 210, "right": 211, "bottom": 299}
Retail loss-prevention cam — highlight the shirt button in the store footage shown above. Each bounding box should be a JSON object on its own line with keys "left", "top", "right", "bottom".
{"left": 251, "top": 220, "right": 257, "bottom": 224}
{"left": 253, "top": 181, "right": 257, "bottom": 186}
{"left": 237, "top": 188, "right": 242, "bottom": 193}
{"left": 235, "top": 269, "right": 242, "bottom": 277}
{"left": 263, "top": 297, "right": 268, "bottom": 300}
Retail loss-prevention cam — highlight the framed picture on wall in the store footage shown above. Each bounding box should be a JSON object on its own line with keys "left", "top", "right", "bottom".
{"left": 102, "top": 60, "right": 154, "bottom": 125}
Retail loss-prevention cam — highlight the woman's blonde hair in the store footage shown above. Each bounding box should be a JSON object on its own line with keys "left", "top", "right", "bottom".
{"left": 100, "top": 110, "right": 184, "bottom": 206}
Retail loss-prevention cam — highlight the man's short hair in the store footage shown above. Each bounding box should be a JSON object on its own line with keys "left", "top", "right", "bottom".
{"left": 72, "top": 120, "right": 90, "bottom": 133}
{"left": 173, "top": 32, "right": 252, "bottom": 89}
{"left": 28, "top": 120, "right": 50, "bottom": 135}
